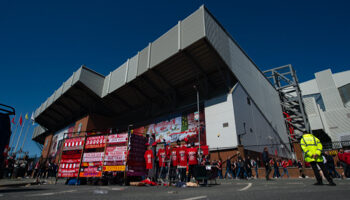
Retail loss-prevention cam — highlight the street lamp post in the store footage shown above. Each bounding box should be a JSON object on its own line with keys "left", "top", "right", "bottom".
{"left": 193, "top": 85, "right": 201, "bottom": 158}
{"left": 124, "top": 124, "right": 133, "bottom": 185}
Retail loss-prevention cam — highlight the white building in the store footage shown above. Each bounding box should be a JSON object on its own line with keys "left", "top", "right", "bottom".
{"left": 300, "top": 69, "right": 350, "bottom": 142}
{"left": 205, "top": 83, "right": 291, "bottom": 157}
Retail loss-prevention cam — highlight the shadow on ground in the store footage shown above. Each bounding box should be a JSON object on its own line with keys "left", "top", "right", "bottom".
{"left": 0, "top": 188, "right": 46, "bottom": 194}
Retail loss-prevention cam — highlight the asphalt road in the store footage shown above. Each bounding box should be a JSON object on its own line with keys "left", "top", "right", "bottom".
{"left": 1, "top": 179, "right": 350, "bottom": 200}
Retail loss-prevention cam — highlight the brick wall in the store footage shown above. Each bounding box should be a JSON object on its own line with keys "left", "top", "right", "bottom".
{"left": 41, "top": 134, "right": 53, "bottom": 159}
{"left": 222, "top": 167, "right": 344, "bottom": 179}
{"left": 210, "top": 149, "right": 240, "bottom": 163}
{"left": 74, "top": 115, "right": 90, "bottom": 136}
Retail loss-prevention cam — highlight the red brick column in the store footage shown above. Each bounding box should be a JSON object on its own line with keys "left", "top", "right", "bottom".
{"left": 293, "top": 142, "right": 304, "bottom": 162}
{"left": 237, "top": 145, "right": 245, "bottom": 159}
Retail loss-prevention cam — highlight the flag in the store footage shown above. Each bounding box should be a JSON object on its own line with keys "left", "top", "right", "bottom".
{"left": 19, "top": 115, "right": 23, "bottom": 126}
{"left": 25, "top": 113, "right": 29, "bottom": 120}
{"left": 11, "top": 117, "right": 15, "bottom": 124}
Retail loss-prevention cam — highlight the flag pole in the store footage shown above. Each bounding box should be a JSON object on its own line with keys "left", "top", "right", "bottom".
{"left": 14, "top": 115, "right": 26, "bottom": 153}
{"left": 9, "top": 114, "right": 20, "bottom": 153}
{"left": 20, "top": 119, "right": 32, "bottom": 152}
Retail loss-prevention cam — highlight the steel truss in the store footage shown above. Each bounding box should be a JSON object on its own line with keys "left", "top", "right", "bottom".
{"left": 264, "top": 64, "right": 310, "bottom": 141}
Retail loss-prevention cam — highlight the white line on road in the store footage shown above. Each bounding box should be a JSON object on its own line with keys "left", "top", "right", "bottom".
{"left": 110, "top": 187, "right": 125, "bottom": 191}
{"left": 180, "top": 195, "right": 207, "bottom": 200}
{"left": 27, "top": 189, "right": 77, "bottom": 196}
{"left": 29, "top": 192, "right": 55, "bottom": 196}
{"left": 238, "top": 182, "right": 252, "bottom": 191}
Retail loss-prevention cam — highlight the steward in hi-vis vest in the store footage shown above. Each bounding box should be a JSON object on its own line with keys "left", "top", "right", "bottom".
{"left": 300, "top": 133, "right": 336, "bottom": 186}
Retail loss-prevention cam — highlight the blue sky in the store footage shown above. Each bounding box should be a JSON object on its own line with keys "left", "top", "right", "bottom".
{"left": 1, "top": 0, "right": 349, "bottom": 157}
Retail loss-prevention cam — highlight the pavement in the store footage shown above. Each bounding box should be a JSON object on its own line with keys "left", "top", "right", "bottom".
{"left": 0, "top": 177, "right": 65, "bottom": 187}
{"left": 1, "top": 178, "right": 350, "bottom": 200}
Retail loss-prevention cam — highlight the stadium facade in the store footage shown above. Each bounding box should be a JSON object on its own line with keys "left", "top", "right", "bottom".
{"left": 32, "top": 6, "right": 292, "bottom": 161}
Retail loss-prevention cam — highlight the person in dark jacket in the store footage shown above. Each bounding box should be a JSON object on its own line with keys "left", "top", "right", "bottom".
{"left": 325, "top": 151, "right": 340, "bottom": 178}
{"left": 224, "top": 156, "right": 234, "bottom": 179}
{"left": 245, "top": 156, "right": 252, "bottom": 178}
{"left": 262, "top": 147, "right": 271, "bottom": 180}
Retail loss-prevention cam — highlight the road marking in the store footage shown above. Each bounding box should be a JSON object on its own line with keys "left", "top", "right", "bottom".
{"left": 28, "top": 189, "right": 77, "bottom": 196}
{"left": 31, "top": 192, "right": 55, "bottom": 196}
{"left": 110, "top": 187, "right": 125, "bottom": 191}
{"left": 180, "top": 195, "right": 207, "bottom": 200}
{"left": 238, "top": 183, "right": 252, "bottom": 191}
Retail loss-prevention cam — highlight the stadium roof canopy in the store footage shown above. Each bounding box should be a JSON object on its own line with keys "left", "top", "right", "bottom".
{"left": 33, "top": 6, "right": 284, "bottom": 143}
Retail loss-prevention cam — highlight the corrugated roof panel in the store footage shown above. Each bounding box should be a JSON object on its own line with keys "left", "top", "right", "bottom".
{"left": 137, "top": 46, "right": 149, "bottom": 76}
{"left": 102, "top": 73, "right": 111, "bottom": 97}
{"left": 109, "top": 62, "right": 127, "bottom": 93}
{"left": 181, "top": 6, "right": 205, "bottom": 50}
{"left": 54, "top": 85, "right": 64, "bottom": 102}
{"left": 80, "top": 67, "right": 105, "bottom": 97}
{"left": 127, "top": 54, "right": 139, "bottom": 83}
{"left": 150, "top": 25, "right": 179, "bottom": 68}
{"left": 62, "top": 75, "right": 74, "bottom": 94}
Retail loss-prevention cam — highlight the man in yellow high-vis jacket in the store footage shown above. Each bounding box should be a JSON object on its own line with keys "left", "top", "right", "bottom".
{"left": 300, "top": 133, "right": 336, "bottom": 186}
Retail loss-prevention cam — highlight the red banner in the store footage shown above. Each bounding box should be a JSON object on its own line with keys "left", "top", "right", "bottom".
{"left": 79, "top": 166, "right": 102, "bottom": 177}
{"left": 63, "top": 137, "right": 85, "bottom": 151}
{"left": 104, "top": 155, "right": 126, "bottom": 162}
{"left": 104, "top": 161, "right": 125, "bottom": 166}
{"left": 82, "top": 152, "right": 104, "bottom": 162}
{"left": 79, "top": 171, "right": 102, "bottom": 177}
{"left": 58, "top": 172, "right": 78, "bottom": 177}
{"left": 59, "top": 168, "right": 79, "bottom": 173}
{"left": 82, "top": 162, "right": 103, "bottom": 167}
{"left": 58, "top": 163, "right": 80, "bottom": 178}
{"left": 106, "top": 146, "right": 127, "bottom": 154}
{"left": 60, "top": 163, "right": 79, "bottom": 169}
{"left": 107, "top": 133, "right": 128, "bottom": 144}
{"left": 85, "top": 136, "right": 106, "bottom": 149}
{"left": 60, "top": 158, "right": 81, "bottom": 163}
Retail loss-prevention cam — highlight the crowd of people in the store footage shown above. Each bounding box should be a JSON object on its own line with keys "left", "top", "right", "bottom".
{"left": 1, "top": 154, "right": 58, "bottom": 180}
{"left": 214, "top": 155, "right": 259, "bottom": 179}
{"left": 2, "top": 133, "right": 349, "bottom": 187}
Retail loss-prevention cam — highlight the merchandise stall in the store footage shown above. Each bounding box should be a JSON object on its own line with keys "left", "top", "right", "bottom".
{"left": 57, "top": 137, "right": 85, "bottom": 178}
{"left": 80, "top": 135, "right": 106, "bottom": 183}
{"left": 102, "top": 132, "right": 128, "bottom": 184}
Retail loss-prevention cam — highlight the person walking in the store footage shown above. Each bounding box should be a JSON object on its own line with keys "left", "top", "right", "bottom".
{"left": 251, "top": 158, "right": 258, "bottom": 178}
{"left": 224, "top": 156, "right": 234, "bottom": 179}
{"left": 300, "top": 132, "right": 336, "bottom": 186}
{"left": 236, "top": 158, "right": 248, "bottom": 179}
{"left": 325, "top": 151, "right": 340, "bottom": 178}
{"left": 338, "top": 148, "right": 350, "bottom": 178}
{"left": 271, "top": 158, "right": 280, "bottom": 178}
{"left": 280, "top": 159, "right": 289, "bottom": 178}
{"left": 217, "top": 159, "right": 223, "bottom": 179}
{"left": 262, "top": 147, "right": 271, "bottom": 180}
{"left": 245, "top": 156, "right": 252, "bottom": 178}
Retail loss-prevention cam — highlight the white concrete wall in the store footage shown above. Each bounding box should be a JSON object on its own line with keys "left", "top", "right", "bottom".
{"left": 204, "top": 83, "right": 292, "bottom": 158}
{"left": 232, "top": 84, "right": 292, "bottom": 158}
{"left": 204, "top": 93, "right": 238, "bottom": 150}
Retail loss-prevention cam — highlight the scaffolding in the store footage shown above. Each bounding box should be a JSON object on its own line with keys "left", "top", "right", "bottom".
{"left": 264, "top": 64, "right": 310, "bottom": 141}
